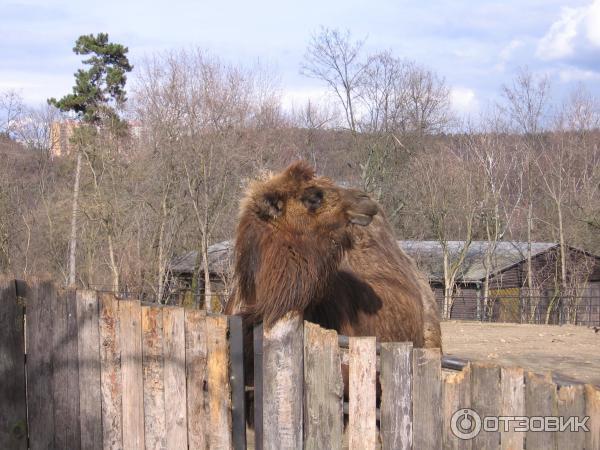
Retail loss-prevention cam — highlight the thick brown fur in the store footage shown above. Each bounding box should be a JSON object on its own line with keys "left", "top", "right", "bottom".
{"left": 225, "top": 160, "right": 442, "bottom": 350}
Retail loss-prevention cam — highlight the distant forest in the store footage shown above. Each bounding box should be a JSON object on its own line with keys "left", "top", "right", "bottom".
{"left": 1, "top": 29, "right": 598, "bottom": 304}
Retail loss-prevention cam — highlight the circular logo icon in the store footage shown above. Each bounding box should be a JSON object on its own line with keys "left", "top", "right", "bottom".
{"left": 451, "top": 408, "right": 482, "bottom": 440}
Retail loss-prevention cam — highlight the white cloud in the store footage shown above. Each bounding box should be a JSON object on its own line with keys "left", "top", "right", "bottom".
{"left": 495, "top": 39, "right": 524, "bottom": 71}
{"left": 558, "top": 67, "right": 600, "bottom": 82}
{"left": 281, "top": 87, "right": 331, "bottom": 112}
{"left": 450, "top": 87, "right": 479, "bottom": 116}
{"left": 537, "top": 0, "right": 600, "bottom": 61}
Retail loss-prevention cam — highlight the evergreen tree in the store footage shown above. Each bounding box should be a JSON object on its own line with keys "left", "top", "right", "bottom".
{"left": 49, "top": 33, "right": 132, "bottom": 125}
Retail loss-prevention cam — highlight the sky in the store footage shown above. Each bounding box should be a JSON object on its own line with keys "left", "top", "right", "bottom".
{"left": 2, "top": 0, "right": 600, "bottom": 120}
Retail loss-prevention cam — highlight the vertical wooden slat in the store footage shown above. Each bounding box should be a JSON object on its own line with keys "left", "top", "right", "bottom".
{"left": 413, "top": 348, "right": 442, "bottom": 450}
{"left": 53, "top": 289, "right": 81, "bottom": 450}
{"left": 120, "top": 300, "right": 145, "bottom": 450}
{"left": 254, "top": 323, "right": 264, "bottom": 450}
{"left": 185, "top": 309, "right": 208, "bottom": 450}
{"left": 262, "top": 313, "right": 304, "bottom": 450}
{"left": 99, "top": 293, "right": 123, "bottom": 450}
{"left": 26, "top": 279, "right": 56, "bottom": 450}
{"left": 443, "top": 364, "right": 471, "bottom": 450}
{"left": 77, "top": 289, "right": 103, "bottom": 450}
{"left": 206, "top": 314, "right": 233, "bottom": 450}
{"left": 471, "top": 363, "right": 500, "bottom": 450}
{"left": 229, "top": 315, "right": 247, "bottom": 450}
{"left": 348, "top": 336, "right": 377, "bottom": 450}
{"left": 0, "top": 277, "right": 27, "bottom": 449}
{"left": 380, "top": 342, "right": 413, "bottom": 450}
{"left": 303, "top": 322, "right": 343, "bottom": 450}
{"left": 500, "top": 367, "right": 524, "bottom": 450}
{"left": 142, "top": 306, "right": 165, "bottom": 450}
{"left": 586, "top": 384, "right": 600, "bottom": 450}
{"left": 557, "top": 384, "right": 585, "bottom": 450}
{"left": 163, "top": 307, "right": 187, "bottom": 450}
{"left": 524, "top": 371, "right": 556, "bottom": 450}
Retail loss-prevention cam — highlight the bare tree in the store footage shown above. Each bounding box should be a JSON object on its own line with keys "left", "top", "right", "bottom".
{"left": 301, "top": 27, "right": 365, "bottom": 132}
{"left": 500, "top": 67, "right": 550, "bottom": 135}
{"left": 0, "top": 90, "right": 24, "bottom": 137}
{"left": 410, "top": 147, "right": 480, "bottom": 319}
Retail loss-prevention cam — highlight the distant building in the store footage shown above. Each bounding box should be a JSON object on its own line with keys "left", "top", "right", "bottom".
{"left": 169, "top": 240, "right": 600, "bottom": 325}
{"left": 49, "top": 120, "right": 77, "bottom": 157}
{"left": 49, "top": 120, "right": 143, "bottom": 158}
{"left": 401, "top": 241, "right": 600, "bottom": 325}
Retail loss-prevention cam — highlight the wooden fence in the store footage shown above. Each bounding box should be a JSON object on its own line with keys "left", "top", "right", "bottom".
{"left": 1, "top": 277, "right": 599, "bottom": 449}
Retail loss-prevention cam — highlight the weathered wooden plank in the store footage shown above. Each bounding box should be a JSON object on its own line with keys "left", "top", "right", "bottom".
{"left": 500, "top": 367, "right": 524, "bottom": 450}
{"left": 163, "top": 306, "right": 187, "bottom": 450}
{"left": 586, "top": 384, "right": 600, "bottom": 450}
{"left": 142, "top": 306, "right": 166, "bottom": 450}
{"left": 443, "top": 364, "right": 471, "bottom": 450}
{"left": 413, "top": 348, "right": 442, "bottom": 450}
{"left": 53, "top": 289, "right": 81, "bottom": 450}
{"left": 253, "top": 323, "right": 264, "bottom": 450}
{"left": 348, "top": 336, "right": 377, "bottom": 450}
{"left": 303, "top": 321, "right": 343, "bottom": 450}
{"left": 229, "top": 315, "right": 247, "bottom": 450}
{"left": 120, "top": 300, "right": 145, "bottom": 450}
{"left": 263, "top": 313, "right": 304, "bottom": 450}
{"left": 524, "top": 371, "right": 556, "bottom": 450}
{"left": 471, "top": 363, "right": 500, "bottom": 450}
{"left": 380, "top": 342, "right": 412, "bottom": 450}
{"left": 99, "top": 293, "right": 123, "bottom": 450}
{"left": 77, "top": 289, "right": 103, "bottom": 450}
{"left": 556, "top": 384, "right": 585, "bottom": 450}
{"left": 0, "top": 277, "right": 27, "bottom": 449}
{"left": 185, "top": 309, "right": 208, "bottom": 450}
{"left": 26, "top": 279, "right": 57, "bottom": 450}
{"left": 206, "top": 314, "right": 232, "bottom": 450}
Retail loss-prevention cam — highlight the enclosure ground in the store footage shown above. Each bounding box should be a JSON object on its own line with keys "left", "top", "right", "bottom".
{"left": 442, "top": 320, "right": 600, "bottom": 385}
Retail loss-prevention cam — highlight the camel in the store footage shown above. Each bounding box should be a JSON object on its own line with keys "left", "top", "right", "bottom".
{"left": 225, "top": 160, "right": 441, "bottom": 349}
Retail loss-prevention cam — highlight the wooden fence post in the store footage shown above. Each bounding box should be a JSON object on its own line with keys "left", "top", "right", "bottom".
{"left": 348, "top": 336, "right": 377, "bottom": 450}
{"left": 185, "top": 309, "right": 208, "bottom": 450}
{"left": 442, "top": 363, "right": 471, "bottom": 450}
{"left": 99, "top": 293, "right": 123, "bottom": 450}
{"left": 585, "top": 384, "right": 600, "bottom": 450}
{"left": 500, "top": 367, "right": 524, "bottom": 450}
{"left": 53, "top": 289, "right": 81, "bottom": 450}
{"left": 524, "top": 372, "right": 557, "bottom": 450}
{"left": 262, "top": 313, "right": 303, "bottom": 450}
{"left": 413, "top": 348, "right": 442, "bottom": 450}
{"left": 303, "top": 322, "right": 343, "bottom": 450}
{"left": 163, "top": 306, "right": 188, "bottom": 450}
{"left": 0, "top": 277, "right": 26, "bottom": 450}
{"left": 471, "top": 363, "right": 500, "bottom": 450}
{"left": 26, "top": 279, "right": 57, "bottom": 450}
{"left": 229, "top": 315, "right": 247, "bottom": 450}
{"left": 254, "top": 323, "right": 264, "bottom": 450}
{"left": 206, "top": 315, "right": 233, "bottom": 450}
{"left": 119, "top": 300, "right": 144, "bottom": 450}
{"left": 380, "top": 342, "right": 413, "bottom": 450}
{"left": 141, "top": 305, "right": 165, "bottom": 450}
{"left": 557, "top": 384, "right": 585, "bottom": 450}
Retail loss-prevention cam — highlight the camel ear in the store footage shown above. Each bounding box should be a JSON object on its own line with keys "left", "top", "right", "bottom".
{"left": 285, "top": 161, "right": 315, "bottom": 182}
{"left": 256, "top": 191, "right": 284, "bottom": 220}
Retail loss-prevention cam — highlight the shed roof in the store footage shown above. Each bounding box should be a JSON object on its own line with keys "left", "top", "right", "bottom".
{"left": 170, "top": 239, "right": 568, "bottom": 284}
{"left": 399, "top": 241, "right": 557, "bottom": 283}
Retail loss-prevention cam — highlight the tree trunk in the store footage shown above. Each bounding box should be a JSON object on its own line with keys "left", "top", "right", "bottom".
{"left": 67, "top": 152, "right": 82, "bottom": 287}
{"left": 202, "top": 233, "right": 213, "bottom": 312}
{"left": 107, "top": 233, "right": 119, "bottom": 293}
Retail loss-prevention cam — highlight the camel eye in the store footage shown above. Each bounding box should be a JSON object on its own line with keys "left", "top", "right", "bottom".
{"left": 301, "top": 187, "right": 324, "bottom": 212}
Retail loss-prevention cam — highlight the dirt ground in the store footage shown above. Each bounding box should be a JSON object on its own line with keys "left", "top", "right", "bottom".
{"left": 442, "top": 320, "right": 600, "bottom": 385}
